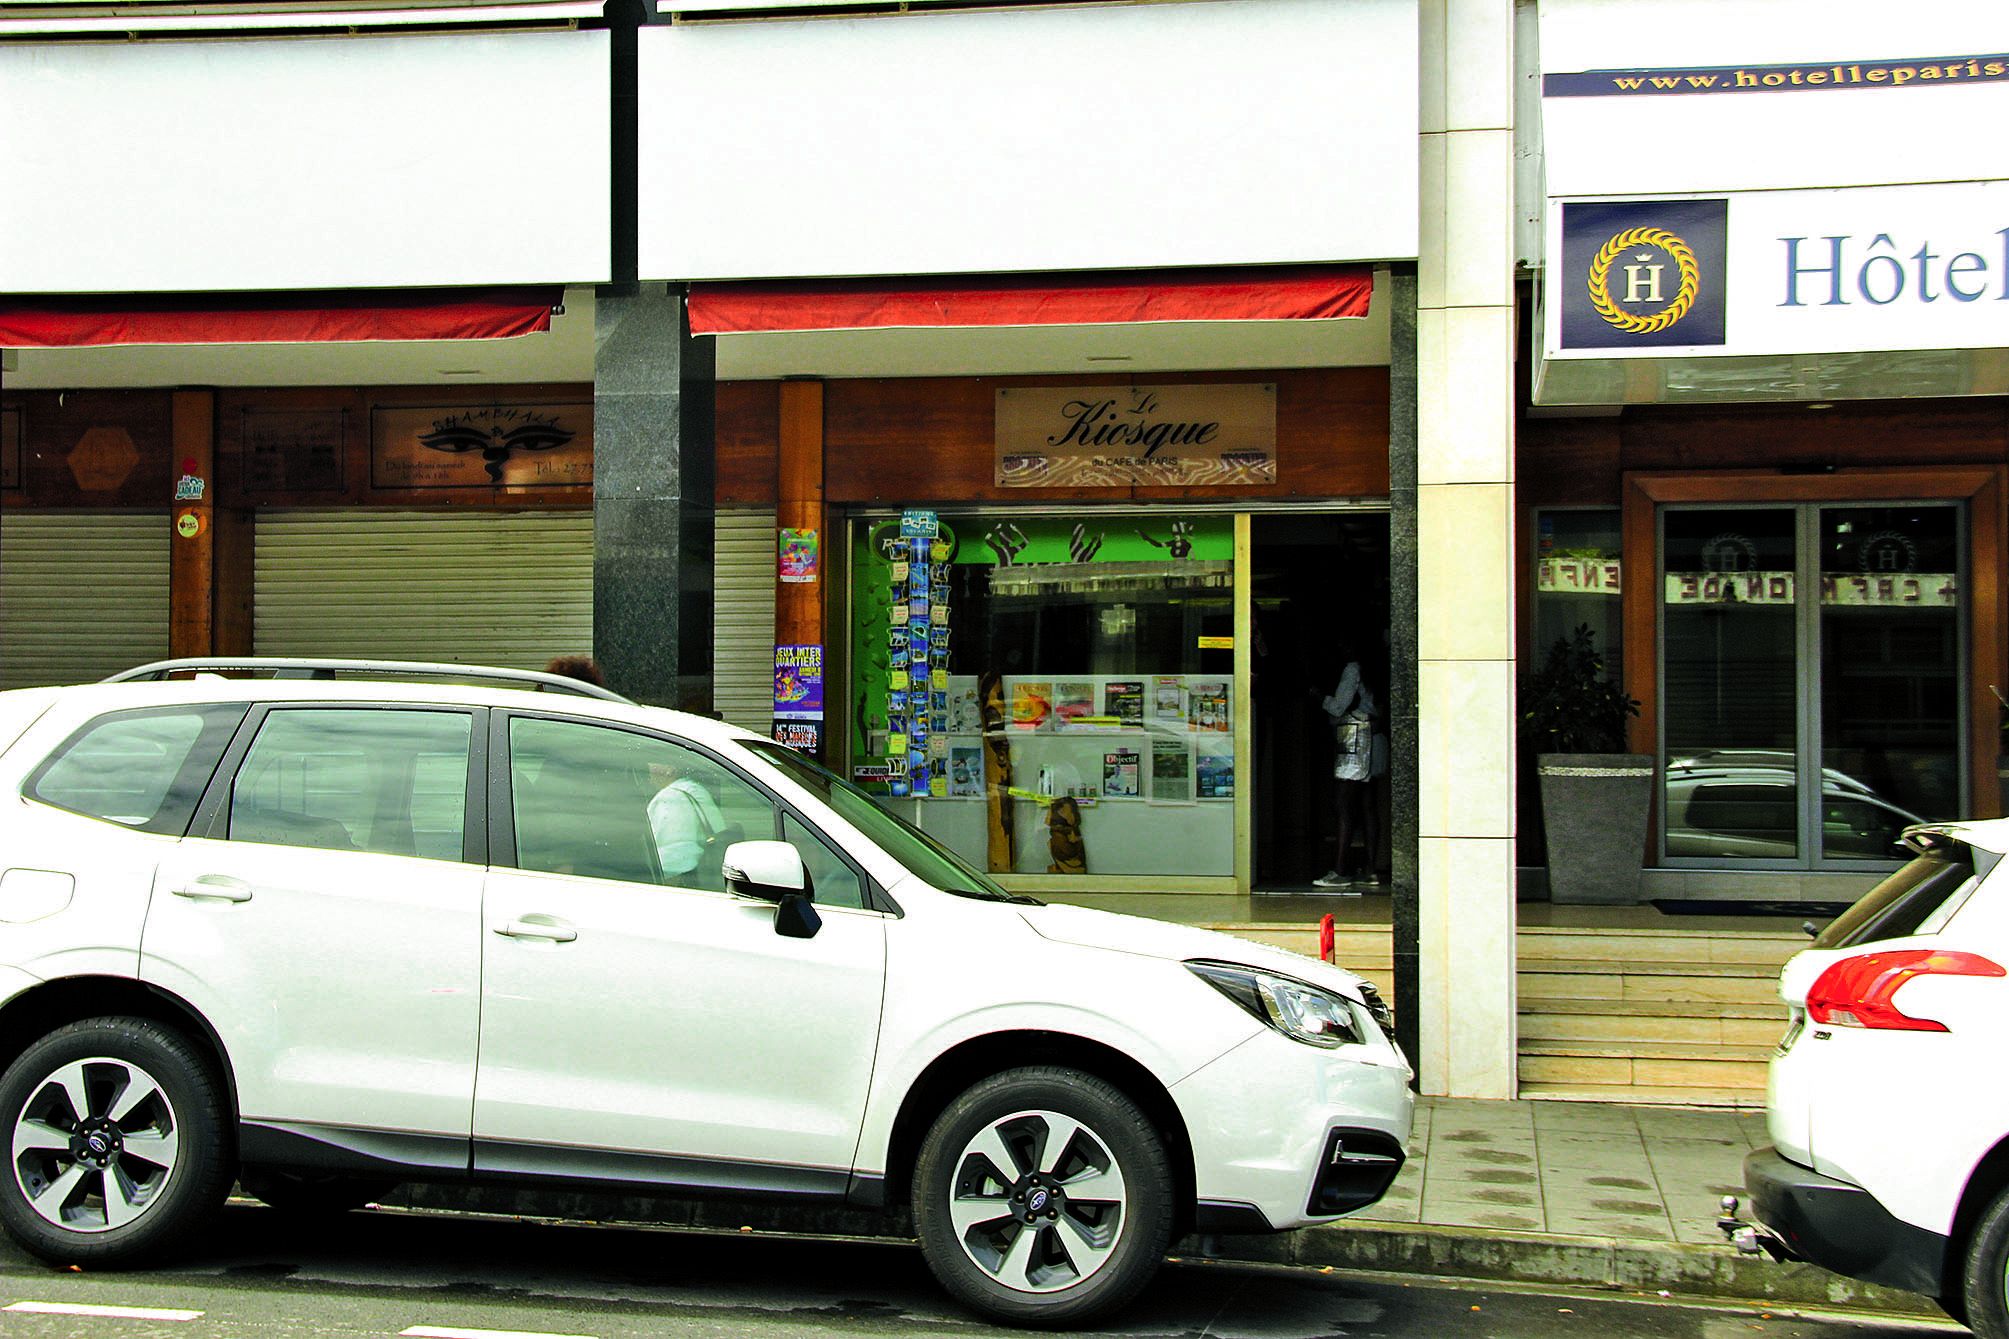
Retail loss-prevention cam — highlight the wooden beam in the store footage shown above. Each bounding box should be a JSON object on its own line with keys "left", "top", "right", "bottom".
{"left": 168, "top": 391, "right": 216, "bottom": 658}
{"left": 776, "top": 380, "right": 826, "bottom": 753}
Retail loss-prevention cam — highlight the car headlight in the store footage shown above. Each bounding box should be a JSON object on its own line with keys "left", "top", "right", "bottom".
{"left": 1186, "top": 959, "right": 1365, "bottom": 1049}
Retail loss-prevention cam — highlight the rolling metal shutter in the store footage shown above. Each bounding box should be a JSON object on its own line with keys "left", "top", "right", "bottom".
{"left": 713, "top": 507, "right": 776, "bottom": 732}
{"left": 254, "top": 510, "right": 592, "bottom": 671}
{"left": 0, "top": 512, "right": 170, "bottom": 689}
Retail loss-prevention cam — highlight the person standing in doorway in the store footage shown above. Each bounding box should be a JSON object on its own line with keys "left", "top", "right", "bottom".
{"left": 1316, "top": 646, "right": 1388, "bottom": 890}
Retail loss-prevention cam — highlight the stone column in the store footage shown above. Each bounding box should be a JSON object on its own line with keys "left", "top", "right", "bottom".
{"left": 1387, "top": 269, "right": 1421, "bottom": 1073}
{"left": 1415, "top": 0, "right": 1518, "bottom": 1098}
{"left": 593, "top": 283, "right": 716, "bottom": 712}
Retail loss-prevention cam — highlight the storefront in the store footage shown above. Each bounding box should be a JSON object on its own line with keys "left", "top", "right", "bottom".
{"left": 1527, "top": 0, "right": 2009, "bottom": 902}
{"left": 707, "top": 365, "right": 1397, "bottom": 897}
{"left": 0, "top": 395, "right": 171, "bottom": 689}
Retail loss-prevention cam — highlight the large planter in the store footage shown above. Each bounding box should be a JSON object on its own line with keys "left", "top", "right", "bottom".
{"left": 1537, "top": 752, "right": 1655, "bottom": 905}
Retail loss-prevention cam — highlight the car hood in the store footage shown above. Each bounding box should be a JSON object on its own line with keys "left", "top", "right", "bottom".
{"left": 1016, "top": 902, "right": 1370, "bottom": 998}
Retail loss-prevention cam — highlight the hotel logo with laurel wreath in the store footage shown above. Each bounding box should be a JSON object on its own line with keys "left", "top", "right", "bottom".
{"left": 1560, "top": 199, "right": 1727, "bottom": 350}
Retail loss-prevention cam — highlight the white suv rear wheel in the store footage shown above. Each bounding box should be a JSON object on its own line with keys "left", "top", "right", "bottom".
{"left": 0, "top": 1018, "right": 230, "bottom": 1265}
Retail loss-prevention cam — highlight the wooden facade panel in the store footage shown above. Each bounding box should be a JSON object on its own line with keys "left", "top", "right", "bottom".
{"left": 215, "top": 384, "right": 595, "bottom": 512}
{"left": 1522, "top": 401, "right": 2009, "bottom": 509}
{"left": 1519, "top": 416, "right": 1621, "bottom": 508}
{"left": 717, "top": 380, "right": 779, "bottom": 506}
{"left": 824, "top": 368, "right": 1391, "bottom": 505}
{"left": 0, "top": 390, "right": 173, "bottom": 509}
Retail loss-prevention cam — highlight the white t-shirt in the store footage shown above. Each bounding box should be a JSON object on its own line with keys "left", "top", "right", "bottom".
{"left": 647, "top": 777, "right": 727, "bottom": 876}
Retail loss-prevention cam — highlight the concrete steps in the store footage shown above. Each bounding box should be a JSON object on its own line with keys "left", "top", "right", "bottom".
{"left": 1517, "top": 925, "right": 1803, "bottom": 1108}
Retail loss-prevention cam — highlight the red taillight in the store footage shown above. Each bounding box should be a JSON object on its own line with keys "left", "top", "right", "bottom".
{"left": 1806, "top": 950, "right": 2005, "bottom": 1032}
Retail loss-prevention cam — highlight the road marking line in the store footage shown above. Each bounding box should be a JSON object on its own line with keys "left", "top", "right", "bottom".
{"left": 400, "top": 1328, "right": 598, "bottom": 1339}
{"left": 6, "top": 1301, "right": 204, "bottom": 1321}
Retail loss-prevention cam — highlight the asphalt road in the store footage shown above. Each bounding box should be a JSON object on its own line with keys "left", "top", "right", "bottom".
{"left": 0, "top": 1203, "right": 1964, "bottom": 1339}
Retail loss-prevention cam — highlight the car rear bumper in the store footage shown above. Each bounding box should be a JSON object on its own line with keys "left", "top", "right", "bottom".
{"left": 1744, "top": 1145, "right": 1946, "bottom": 1296}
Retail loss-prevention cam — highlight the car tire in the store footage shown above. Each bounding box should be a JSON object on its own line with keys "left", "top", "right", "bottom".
{"left": 1962, "top": 1185, "right": 2009, "bottom": 1338}
{"left": 0, "top": 1016, "right": 231, "bottom": 1266}
{"left": 912, "top": 1066, "right": 1174, "bottom": 1328}
{"left": 239, "top": 1168, "right": 395, "bottom": 1216}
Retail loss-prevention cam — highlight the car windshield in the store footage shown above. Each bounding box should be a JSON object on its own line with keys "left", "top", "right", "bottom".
{"left": 742, "top": 740, "right": 1038, "bottom": 905}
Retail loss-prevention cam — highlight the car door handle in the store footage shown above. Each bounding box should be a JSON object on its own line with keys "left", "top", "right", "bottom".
{"left": 171, "top": 875, "right": 253, "bottom": 903}
{"left": 494, "top": 918, "right": 578, "bottom": 943}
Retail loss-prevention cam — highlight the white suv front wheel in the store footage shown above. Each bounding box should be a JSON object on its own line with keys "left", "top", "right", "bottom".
{"left": 0, "top": 1017, "right": 230, "bottom": 1265}
{"left": 912, "top": 1067, "right": 1174, "bottom": 1327}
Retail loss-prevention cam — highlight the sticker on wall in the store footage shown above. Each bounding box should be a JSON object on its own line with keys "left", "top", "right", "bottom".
{"left": 175, "top": 510, "right": 203, "bottom": 540}
{"left": 778, "top": 528, "right": 820, "bottom": 583}
{"left": 773, "top": 720, "right": 822, "bottom": 753}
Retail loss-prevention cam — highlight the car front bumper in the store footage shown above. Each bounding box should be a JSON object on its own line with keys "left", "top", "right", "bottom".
{"left": 1174, "top": 1026, "right": 1414, "bottom": 1233}
{"left": 1744, "top": 1145, "right": 1947, "bottom": 1297}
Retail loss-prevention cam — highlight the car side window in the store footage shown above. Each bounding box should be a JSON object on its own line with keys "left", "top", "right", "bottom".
{"left": 227, "top": 709, "right": 472, "bottom": 859}
{"left": 508, "top": 717, "right": 778, "bottom": 893}
{"left": 28, "top": 704, "right": 245, "bottom": 835}
{"left": 781, "top": 812, "right": 867, "bottom": 911}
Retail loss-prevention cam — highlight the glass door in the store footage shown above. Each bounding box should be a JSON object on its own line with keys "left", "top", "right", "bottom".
{"left": 1659, "top": 502, "right": 1964, "bottom": 868}
{"left": 1817, "top": 507, "right": 1961, "bottom": 861}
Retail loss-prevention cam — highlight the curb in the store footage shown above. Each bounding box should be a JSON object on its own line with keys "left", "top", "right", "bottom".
{"left": 380, "top": 1185, "right": 1941, "bottom": 1318}
{"left": 1195, "top": 1219, "right": 1943, "bottom": 1318}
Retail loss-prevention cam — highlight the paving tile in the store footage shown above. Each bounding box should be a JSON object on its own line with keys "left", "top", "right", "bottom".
{"left": 1546, "top": 1212, "right": 1676, "bottom": 1241}
{"left": 1423, "top": 1185, "right": 1545, "bottom": 1211}
{"left": 1420, "top": 1204, "right": 1547, "bottom": 1231}
{"left": 1532, "top": 1104, "right": 1643, "bottom": 1131}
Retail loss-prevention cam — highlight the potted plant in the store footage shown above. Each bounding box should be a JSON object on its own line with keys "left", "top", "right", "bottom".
{"left": 1523, "top": 625, "right": 1650, "bottom": 904}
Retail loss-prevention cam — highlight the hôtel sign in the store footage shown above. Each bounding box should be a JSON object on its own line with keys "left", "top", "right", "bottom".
{"left": 995, "top": 384, "right": 1276, "bottom": 488}
{"left": 1546, "top": 178, "right": 2009, "bottom": 359}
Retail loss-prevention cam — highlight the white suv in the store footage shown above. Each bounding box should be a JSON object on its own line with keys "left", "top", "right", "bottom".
{"left": 0, "top": 661, "right": 1413, "bottom": 1326}
{"left": 1733, "top": 820, "right": 2009, "bottom": 1333}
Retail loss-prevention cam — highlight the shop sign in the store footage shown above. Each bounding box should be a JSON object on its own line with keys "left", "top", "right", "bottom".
{"left": 1664, "top": 572, "right": 1957, "bottom": 606}
{"left": 994, "top": 385, "right": 1276, "bottom": 488}
{"left": 774, "top": 643, "right": 825, "bottom": 721}
{"left": 1, "top": 406, "right": 19, "bottom": 490}
{"left": 371, "top": 403, "right": 592, "bottom": 489}
{"left": 244, "top": 409, "right": 345, "bottom": 494}
{"left": 1538, "top": 556, "right": 1622, "bottom": 596}
{"left": 1547, "top": 180, "right": 2009, "bottom": 360}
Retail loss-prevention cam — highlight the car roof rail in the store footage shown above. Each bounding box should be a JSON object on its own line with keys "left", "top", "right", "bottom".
{"left": 103, "top": 657, "right": 634, "bottom": 704}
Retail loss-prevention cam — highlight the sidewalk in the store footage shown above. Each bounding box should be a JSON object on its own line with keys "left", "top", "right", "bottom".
{"left": 1195, "top": 1095, "right": 1941, "bottom": 1317}
{"left": 399, "top": 1096, "right": 1940, "bottom": 1318}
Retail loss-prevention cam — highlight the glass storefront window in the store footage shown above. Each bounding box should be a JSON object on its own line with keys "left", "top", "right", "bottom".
{"left": 1533, "top": 510, "right": 1622, "bottom": 677}
{"left": 1662, "top": 508, "right": 1801, "bottom": 860}
{"left": 848, "top": 513, "right": 1235, "bottom": 879}
{"left": 1658, "top": 502, "right": 1963, "bottom": 867}
{"left": 1819, "top": 506, "right": 1960, "bottom": 858}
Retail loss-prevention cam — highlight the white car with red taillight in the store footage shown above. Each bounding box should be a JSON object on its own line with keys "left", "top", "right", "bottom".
{"left": 1738, "top": 822, "right": 2009, "bottom": 1333}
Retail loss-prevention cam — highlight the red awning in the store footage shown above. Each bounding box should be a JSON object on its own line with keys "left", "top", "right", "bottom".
{"left": 0, "top": 287, "right": 563, "bottom": 348}
{"left": 685, "top": 267, "right": 1372, "bottom": 335}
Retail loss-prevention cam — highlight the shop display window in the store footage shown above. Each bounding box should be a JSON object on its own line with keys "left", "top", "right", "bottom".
{"left": 1532, "top": 509, "right": 1622, "bottom": 676}
{"left": 849, "top": 513, "right": 1235, "bottom": 879}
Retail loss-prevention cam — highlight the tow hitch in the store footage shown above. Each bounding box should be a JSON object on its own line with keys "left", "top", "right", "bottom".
{"left": 1718, "top": 1195, "right": 1793, "bottom": 1262}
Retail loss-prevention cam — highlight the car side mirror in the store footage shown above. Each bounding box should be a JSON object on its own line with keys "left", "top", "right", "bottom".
{"left": 721, "top": 840, "right": 821, "bottom": 940}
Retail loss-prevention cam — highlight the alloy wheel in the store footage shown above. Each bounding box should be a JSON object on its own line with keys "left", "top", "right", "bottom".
{"left": 946, "top": 1108, "right": 1128, "bottom": 1293}
{"left": 11, "top": 1056, "right": 181, "bottom": 1233}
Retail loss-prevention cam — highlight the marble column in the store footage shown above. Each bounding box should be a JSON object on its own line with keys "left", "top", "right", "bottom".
{"left": 1387, "top": 269, "right": 1421, "bottom": 1073}
{"left": 1415, "top": 0, "right": 1518, "bottom": 1098}
{"left": 593, "top": 283, "right": 716, "bottom": 712}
